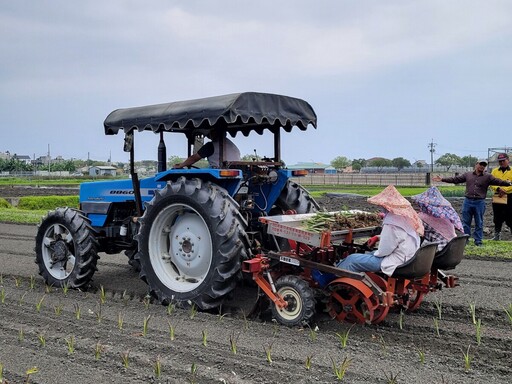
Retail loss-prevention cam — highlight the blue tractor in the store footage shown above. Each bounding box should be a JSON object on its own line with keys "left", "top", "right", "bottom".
{"left": 35, "top": 92, "right": 319, "bottom": 310}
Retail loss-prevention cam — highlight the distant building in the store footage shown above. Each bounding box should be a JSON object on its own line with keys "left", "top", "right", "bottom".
{"left": 89, "top": 165, "right": 117, "bottom": 177}
{"left": 287, "top": 162, "right": 331, "bottom": 174}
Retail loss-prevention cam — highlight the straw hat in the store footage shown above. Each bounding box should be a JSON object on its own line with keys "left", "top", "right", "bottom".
{"left": 411, "top": 187, "right": 463, "bottom": 232}
{"left": 367, "top": 185, "right": 424, "bottom": 235}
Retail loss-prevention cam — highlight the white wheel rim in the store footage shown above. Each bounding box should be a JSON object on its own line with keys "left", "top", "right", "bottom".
{"left": 276, "top": 286, "right": 302, "bottom": 321}
{"left": 148, "top": 203, "right": 213, "bottom": 293}
{"left": 41, "top": 223, "right": 76, "bottom": 280}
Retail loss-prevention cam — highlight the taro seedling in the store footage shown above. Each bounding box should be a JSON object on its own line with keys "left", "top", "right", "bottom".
{"left": 475, "top": 319, "right": 482, "bottom": 345}
{"left": 120, "top": 350, "right": 130, "bottom": 368}
{"left": 99, "top": 285, "right": 106, "bottom": 304}
{"left": 433, "top": 317, "right": 440, "bottom": 337}
{"left": 189, "top": 363, "right": 198, "bottom": 384}
{"left": 305, "top": 355, "right": 313, "bottom": 370}
{"left": 0, "top": 288, "right": 5, "bottom": 304}
{"left": 189, "top": 303, "right": 197, "bottom": 319}
{"left": 201, "top": 329, "right": 207, "bottom": 347}
{"left": 504, "top": 304, "right": 512, "bottom": 325}
{"left": 118, "top": 313, "right": 124, "bottom": 330}
{"left": 143, "top": 295, "right": 151, "bottom": 310}
{"left": 54, "top": 302, "right": 64, "bottom": 316}
{"left": 37, "top": 333, "right": 46, "bottom": 347}
{"left": 229, "top": 331, "right": 240, "bottom": 355}
{"left": 384, "top": 371, "right": 399, "bottom": 384}
{"left": 25, "top": 367, "right": 39, "bottom": 384}
{"left": 330, "top": 356, "right": 351, "bottom": 381}
{"left": 264, "top": 342, "right": 274, "bottom": 365}
{"left": 462, "top": 345, "right": 472, "bottom": 371}
{"left": 45, "top": 284, "right": 52, "bottom": 294}
{"left": 73, "top": 303, "right": 81, "bottom": 320}
{"left": 167, "top": 320, "right": 175, "bottom": 341}
{"left": 418, "top": 348, "right": 425, "bottom": 364}
{"left": 65, "top": 336, "right": 75, "bottom": 354}
{"left": 62, "top": 282, "right": 69, "bottom": 296}
{"left": 308, "top": 325, "right": 318, "bottom": 341}
{"left": 122, "top": 290, "right": 129, "bottom": 306}
{"left": 469, "top": 302, "right": 477, "bottom": 325}
{"left": 19, "top": 292, "right": 27, "bottom": 306}
{"left": 29, "top": 275, "right": 35, "bottom": 290}
{"left": 167, "top": 302, "right": 175, "bottom": 315}
{"left": 153, "top": 355, "right": 162, "bottom": 378}
{"left": 433, "top": 299, "right": 442, "bottom": 320}
{"left": 14, "top": 276, "right": 21, "bottom": 287}
{"left": 335, "top": 326, "right": 353, "bottom": 349}
{"left": 0, "top": 362, "right": 3, "bottom": 383}
{"left": 142, "top": 315, "right": 151, "bottom": 337}
{"left": 94, "top": 342, "right": 104, "bottom": 360}
{"left": 19, "top": 327, "right": 24, "bottom": 342}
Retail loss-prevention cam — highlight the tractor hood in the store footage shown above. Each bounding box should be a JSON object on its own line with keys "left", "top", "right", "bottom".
{"left": 104, "top": 92, "right": 317, "bottom": 137}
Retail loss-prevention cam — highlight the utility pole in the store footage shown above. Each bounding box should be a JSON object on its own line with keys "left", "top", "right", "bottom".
{"left": 428, "top": 139, "right": 436, "bottom": 173}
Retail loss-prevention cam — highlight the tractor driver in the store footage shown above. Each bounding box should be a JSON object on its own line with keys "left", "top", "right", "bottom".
{"left": 173, "top": 130, "right": 240, "bottom": 169}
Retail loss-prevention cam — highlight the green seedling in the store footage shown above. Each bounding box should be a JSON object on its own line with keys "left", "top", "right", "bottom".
{"left": 433, "top": 299, "right": 442, "bottom": 320}
{"left": 201, "top": 329, "right": 207, "bottom": 347}
{"left": 118, "top": 312, "right": 124, "bottom": 330}
{"left": 120, "top": 350, "right": 130, "bottom": 368}
{"left": 335, "top": 326, "right": 353, "bottom": 348}
{"left": 330, "top": 356, "right": 351, "bottom": 381}
{"left": 45, "top": 284, "right": 52, "bottom": 294}
{"left": 29, "top": 275, "right": 36, "bottom": 290}
{"left": 14, "top": 276, "right": 21, "bottom": 287}
{"left": 503, "top": 304, "right": 512, "bottom": 325}
{"left": 0, "top": 288, "right": 5, "bottom": 304}
{"left": 167, "top": 302, "right": 175, "bottom": 315}
{"left": 384, "top": 371, "right": 399, "bottom": 384}
{"left": 399, "top": 309, "right": 405, "bottom": 330}
{"left": 73, "top": 303, "right": 81, "bottom": 320}
{"left": 95, "top": 303, "right": 103, "bottom": 323}
{"left": 99, "top": 285, "right": 106, "bottom": 304}
{"left": 167, "top": 320, "right": 176, "bottom": 341}
{"left": 469, "top": 302, "right": 477, "bottom": 325}
{"left": 241, "top": 309, "right": 250, "bottom": 331}
{"left": 189, "top": 362, "right": 198, "bottom": 384}
{"left": 418, "top": 348, "right": 425, "bottom": 364}
{"left": 94, "top": 342, "right": 104, "bottom": 360}
{"left": 305, "top": 355, "right": 313, "bottom": 370}
{"left": 19, "top": 327, "right": 24, "bottom": 342}
{"left": 54, "top": 302, "right": 64, "bottom": 316}
{"left": 229, "top": 332, "right": 240, "bottom": 355}
{"left": 433, "top": 317, "right": 440, "bottom": 337}
{"left": 65, "top": 335, "right": 75, "bottom": 354}
{"left": 0, "top": 362, "right": 3, "bottom": 383}
{"left": 122, "top": 290, "right": 129, "bottom": 306}
{"left": 272, "top": 319, "right": 279, "bottom": 337}
{"left": 308, "top": 325, "right": 318, "bottom": 341}
{"left": 378, "top": 334, "right": 387, "bottom": 353}
{"left": 153, "top": 355, "right": 162, "bottom": 378}
{"left": 19, "top": 292, "right": 28, "bottom": 306}
{"left": 189, "top": 303, "right": 197, "bottom": 319}
{"left": 62, "top": 281, "right": 69, "bottom": 296}
{"left": 462, "top": 345, "right": 472, "bottom": 371}
{"left": 25, "top": 366, "right": 39, "bottom": 384}
{"left": 475, "top": 319, "right": 482, "bottom": 345}
{"left": 264, "top": 342, "right": 273, "bottom": 365}
{"left": 142, "top": 315, "right": 151, "bottom": 337}
{"left": 37, "top": 333, "right": 46, "bottom": 347}
{"left": 143, "top": 295, "right": 151, "bottom": 310}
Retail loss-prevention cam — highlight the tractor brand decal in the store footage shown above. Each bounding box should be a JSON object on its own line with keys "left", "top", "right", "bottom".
{"left": 109, "top": 190, "right": 134, "bottom": 195}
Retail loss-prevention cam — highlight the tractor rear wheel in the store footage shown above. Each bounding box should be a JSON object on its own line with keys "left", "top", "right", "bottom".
{"left": 35, "top": 208, "right": 99, "bottom": 288}
{"left": 271, "top": 275, "right": 316, "bottom": 326}
{"left": 136, "top": 177, "right": 250, "bottom": 310}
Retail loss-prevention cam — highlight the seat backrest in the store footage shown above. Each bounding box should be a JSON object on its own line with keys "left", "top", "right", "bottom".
{"left": 432, "top": 234, "right": 469, "bottom": 270}
{"left": 391, "top": 243, "right": 438, "bottom": 279}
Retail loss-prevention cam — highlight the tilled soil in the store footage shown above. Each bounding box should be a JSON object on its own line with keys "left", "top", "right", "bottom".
{"left": 0, "top": 190, "right": 511, "bottom": 383}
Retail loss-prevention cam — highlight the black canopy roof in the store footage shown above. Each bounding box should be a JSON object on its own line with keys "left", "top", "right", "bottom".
{"left": 104, "top": 92, "right": 317, "bottom": 137}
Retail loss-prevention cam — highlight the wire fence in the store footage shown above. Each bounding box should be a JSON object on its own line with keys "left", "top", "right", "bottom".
{"left": 291, "top": 173, "right": 431, "bottom": 186}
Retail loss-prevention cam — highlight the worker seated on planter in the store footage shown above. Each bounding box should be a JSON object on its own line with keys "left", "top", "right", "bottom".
{"left": 411, "top": 186, "right": 464, "bottom": 251}
{"left": 336, "top": 185, "right": 424, "bottom": 275}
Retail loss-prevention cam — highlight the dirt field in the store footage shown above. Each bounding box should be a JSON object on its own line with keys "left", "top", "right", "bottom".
{"left": 0, "top": 190, "right": 511, "bottom": 383}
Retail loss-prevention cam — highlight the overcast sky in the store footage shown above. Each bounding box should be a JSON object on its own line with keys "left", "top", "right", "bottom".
{"left": 1, "top": 0, "right": 512, "bottom": 165}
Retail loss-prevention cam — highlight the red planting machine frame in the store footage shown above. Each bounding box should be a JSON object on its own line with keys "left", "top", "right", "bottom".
{"left": 242, "top": 211, "right": 467, "bottom": 326}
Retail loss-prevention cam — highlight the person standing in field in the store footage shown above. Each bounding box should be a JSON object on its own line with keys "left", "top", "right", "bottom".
{"left": 433, "top": 159, "right": 512, "bottom": 246}
{"left": 489, "top": 153, "right": 512, "bottom": 240}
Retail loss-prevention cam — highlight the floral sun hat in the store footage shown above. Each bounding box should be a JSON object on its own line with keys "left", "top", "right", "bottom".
{"left": 411, "top": 186, "right": 464, "bottom": 232}
{"left": 367, "top": 185, "right": 424, "bottom": 235}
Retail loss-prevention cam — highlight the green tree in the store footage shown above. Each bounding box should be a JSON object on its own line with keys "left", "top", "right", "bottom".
{"left": 167, "top": 155, "right": 183, "bottom": 167}
{"left": 351, "top": 158, "right": 367, "bottom": 172}
{"left": 435, "top": 153, "right": 461, "bottom": 171}
{"left": 331, "top": 156, "right": 350, "bottom": 171}
{"left": 391, "top": 157, "right": 411, "bottom": 171}
{"left": 459, "top": 155, "right": 478, "bottom": 168}
{"left": 368, "top": 158, "right": 392, "bottom": 171}
{"left": 241, "top": 153, "right": 261, "bottom": 161}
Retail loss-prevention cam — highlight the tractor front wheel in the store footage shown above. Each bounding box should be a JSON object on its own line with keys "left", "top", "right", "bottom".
{"left": 271, "top": 275, "right": 316, "bottom": 326}
{"left": 35, "top": 208, "right": 99, "bottom": 288}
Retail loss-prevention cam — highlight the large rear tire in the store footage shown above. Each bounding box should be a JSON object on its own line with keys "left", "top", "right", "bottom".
{"left": 136, "top": 177, "right": 250, "bottom": 310}
{"left": 35, "top": 208, "right": 99, "bottom": 288}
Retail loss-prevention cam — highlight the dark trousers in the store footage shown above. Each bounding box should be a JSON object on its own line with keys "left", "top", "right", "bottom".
{"left": 492, "top": 193, "right": 512, "bottom": 232}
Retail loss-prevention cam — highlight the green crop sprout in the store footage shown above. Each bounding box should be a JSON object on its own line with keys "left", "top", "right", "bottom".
{"left": 29, "top": 275, "right": 36, "bottom": 290}
{"left": 99, "top": 285, "right": 106, "bottom": 304}
{"left": 229, "top": 331, "right": 240, "bottom": 355}
{"left": 504, "top": 304, "right": 512, "bottom": 325}
{"left": 418, "top": 348, "right": 425, "bottom": 364}
{"left": 62, "top": 281, "right": 69, "bottom": 296}
{"left": 143, "top": 295, "right": 151, "bottom": 310}
{"left": 19, "top": 292, "right": 28, "bottom": 306}
{"left": 35, "top": 295, "right": 45, "bottom": 312}
{"left": 65, "top": 335, "right": 75, "bottom": 354}
{"left": 142, "top": 315, "right": 151, "bottom": 337}
{"left": 120, "top": 350, "right": 130, "bottom": 368}
{"left": 201, "top": 329, "right": 207, "bottom": 347}
{"left": 433, "top": 317, "right": 440, "bottom": 337}
{"left": 73, "top": 303, "right": 81, "bottom": 320}
{"left": 94, "top": 342, "right": 104, "bottom": 360}
{"left": 189, "top": 303, "right": 197, "bottom": 319}
{"left": 54, "top": 302, "right": 64, "bottom": 316}
{"left": 433, "top": 299, "right": 442, "bottom": 320}
{"left": 167, "top": 302, "right": 175, "bottom": 315}
{"left": 167, "top": 320, "right": 176, "bottom": 341}
{"left": 462, "top": 345, "right": 472, "bottom": 371}
{"left": 475, "top": 319, "right": 482, "bottom": 345}
{"left": 469, "top": 302, "right": 477, "bottom": 325}
{"left": 0, "top": 288, "right": 5, "bottom": 304}
{"left": 305, "top": 355, "right": 313, "bottom": 370}
{"left": 264, "top": 342, "right": 273, "bottom": 365}
{"left": 14, "top": 276, "right": 21, "bottom": 287}
{"left": 118, "top": 312, "right": 124, "bottom": 330}
{"left": 384, "top": 371, "right": 399, "bottom": 384}
{"left": 335, "top": 326, "right": 353, "bottom": 349}
{"left": 19, "top": 327, "right": 24, "bottom": 342}
{"left": 37, "top": 333, "right": 46, "bottom": 347}
{"left": 0, "top": 362, "right": 3, "bottom": 383}
{"left": 330, "top": 356, "right": 351, "bottom": 381}
{"left": 153, "top": 355, "right": 162, "bottom": 378}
